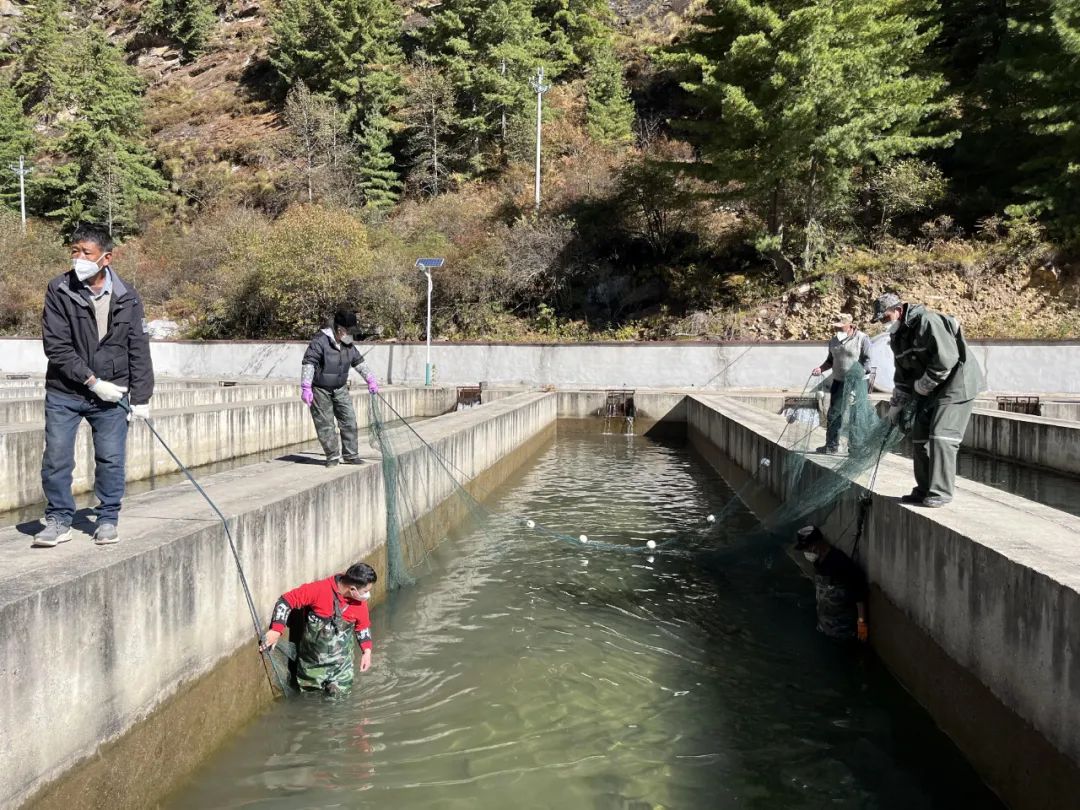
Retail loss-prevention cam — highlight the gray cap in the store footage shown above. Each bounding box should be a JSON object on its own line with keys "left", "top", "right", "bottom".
{"left": 873, "top": 292, "right": 902, "bottom": 322}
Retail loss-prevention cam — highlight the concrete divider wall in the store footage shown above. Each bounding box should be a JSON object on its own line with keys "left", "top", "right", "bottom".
{"left": 0, "top": 387, "right": 459, "bottom": 513}
{"left": 686, "top": 395, "right": 1080, "bottom": 810}
{"left": 967, "top": 408, "right": 1080, "bottom": 476}
{"left": 4, "top": 338, "right": 1080, "bottom": 393}
{"left": 0, "top": 392, "right": 556, "bottom": 810}
{"left": 0, "top": 383, "right": 300, "bottom": 424}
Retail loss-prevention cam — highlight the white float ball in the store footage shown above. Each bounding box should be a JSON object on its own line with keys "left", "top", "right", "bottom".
{"left": 646, "top": 540, "right": 657, "bottom": 550}
{"left": 579, "top": 534, "right": 589, "bottom": 543}
{"left": 706, "top": 514, "right": 716, "bottom": 523}
{"left": 525, "top": 520, "right": 535, "bottom": 529}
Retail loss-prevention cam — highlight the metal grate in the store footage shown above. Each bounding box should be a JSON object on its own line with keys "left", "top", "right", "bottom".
{"left": 457, "top": 386, "right": 483, "bottom": 409}
{"left": 603, "top": 390, "right": 636, "bottom": 419}
{"left": 997, "top": 395, "right": 1040, "bottom": 415}
{"left": 782, "top": 395, "right": 820, "bottom": 413}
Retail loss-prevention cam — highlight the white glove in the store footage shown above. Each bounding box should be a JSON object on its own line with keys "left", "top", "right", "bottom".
{"left": 914, "top": 375, "right": 938, "bottom": 397}
{"left": 128, "top": 403, "right": 151, "bottom": 422}
{"left": 89, "top": 379, "right": 128, "bottom": 403}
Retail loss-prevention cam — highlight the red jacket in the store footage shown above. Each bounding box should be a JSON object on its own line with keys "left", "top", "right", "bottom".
{"left": 270, "top": 576, "right": 372, "bottom": 651}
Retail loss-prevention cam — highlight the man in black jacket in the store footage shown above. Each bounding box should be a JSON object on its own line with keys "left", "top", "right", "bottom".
{"left": 34, "top": 224, "right": 154, "bottom": 548}
{"left": 301, "top": 309, "right": 379, "bottom": 467}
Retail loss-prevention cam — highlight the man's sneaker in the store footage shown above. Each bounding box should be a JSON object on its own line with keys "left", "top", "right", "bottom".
{"left": 816, "top": 445, "right": 839, "bottom": 455}
{"left": 94, "top": 522, "right": 120, "bottom": 545}
{"left": 920, "top": 496, "right": 952, "bottom": 508}
{"left": 343, "top": 457, "right": 364, "bottom": 465}
{"left": 325, "top": 456, "right": 341, "bottom": 468}
{"left": 32, "top": 517, "right": 72, "bottom": 548}
{"left": 899, "top": 490, "right": 926, "bottom": 504}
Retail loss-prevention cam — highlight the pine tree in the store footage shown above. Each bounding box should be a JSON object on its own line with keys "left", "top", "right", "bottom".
{"left": 537, "top": 0, "right": 635, "bottom": 147}
{"left": 404, "top": 55, "right": 457, "bottom": 196}
{"left": 12, "top": 0, "right": 69, "bottom": 119}
{"left": 31, "top": 29, "right": 165, "bottom": 233}
{"left": 666, "top": 0, "right": 954, "bottom": 280}
{"left": 421, "top": 0, "right": 548, "bottom": 169}
{"left": 995, "top": 0, "right": 1080, "bottom": 244}
{"left": 143, "top": 0, "right": 219, "bottom": 61}
{"left": 356, "top": 115, "right": 402, "bottom": 209}
{"left": 0, "top": 84, "right": 35, "bottom": 210}
{"left": 585, "top": 47, "right": 634, "bottom": 144}
{"left": 537, "top": 0, "right": 615, "bottom": 74}
{"left": 269, "top": 0, "right": 406, "bottom": 203}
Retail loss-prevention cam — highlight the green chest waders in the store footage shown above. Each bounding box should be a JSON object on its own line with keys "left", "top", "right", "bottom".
{"left": 296, "top": 595, "right": 357, "bottom": 693}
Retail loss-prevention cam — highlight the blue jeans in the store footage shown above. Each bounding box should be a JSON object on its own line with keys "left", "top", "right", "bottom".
{"left": 42, "top": 390, "right": 129, "bottom": 525}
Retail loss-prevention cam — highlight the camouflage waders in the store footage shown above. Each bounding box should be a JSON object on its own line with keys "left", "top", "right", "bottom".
{"left": 296, "top": 595, "right": 357, "bottom": 692}
{"left": 814, "top": 575, "right": 857, "bottom": 641}
{"left": 310, "top": 385, "right": 360, "bottom": 463}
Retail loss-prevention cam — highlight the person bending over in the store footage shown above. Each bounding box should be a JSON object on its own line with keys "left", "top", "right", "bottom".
{"left": 262, "top": 562, "right": 377, "bottom": 694}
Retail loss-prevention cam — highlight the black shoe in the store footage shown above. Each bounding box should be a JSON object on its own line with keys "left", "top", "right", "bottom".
{"left": 343, "top": 457, "right": 364, "bottom": 465}
{"left": 920, "top": 496, "right": 952, "bottom": 508}
{"left": 325, "top": 457, "right": 341, "bottom": 468}
{"left": 899, "top": 490, "right": 926, "bottom": 504}
{"left": 816, "top": 445, "right": 839, "bottom": 455}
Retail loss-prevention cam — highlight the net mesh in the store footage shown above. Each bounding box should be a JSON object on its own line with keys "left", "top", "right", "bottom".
{"left": 363, "top": 369, "right": 910, "bottom": 592}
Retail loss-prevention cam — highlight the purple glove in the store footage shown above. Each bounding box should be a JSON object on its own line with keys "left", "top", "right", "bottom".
{"left": 367, "top": 375, "right": 380, "bottom": 395}
{"left": 301, "top": 383, "right": 314, "bottom": 406}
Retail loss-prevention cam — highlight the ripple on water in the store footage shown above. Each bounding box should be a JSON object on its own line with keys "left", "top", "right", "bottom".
{"left": 170, "top": 433, "right": 1005, "bottom": 810}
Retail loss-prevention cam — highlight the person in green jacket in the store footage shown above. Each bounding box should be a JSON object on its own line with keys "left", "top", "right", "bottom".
{"left": 874, "top": 293, "right": 984, "bottom": 507}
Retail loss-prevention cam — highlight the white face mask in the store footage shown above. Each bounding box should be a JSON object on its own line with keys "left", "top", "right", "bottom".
{"left": 337, "top": 330, "right": 354, "bottom": 346}
{"left": 803, "top": 551, "right": 819, "bottom": 562}
{"left": 888, "top": 319, "right": 901, "bottom": 334}
{"left": 356, "top": 591, "right": 371, "bottom": 601}
{"left": 72, "top": 256, "right": 105, "bottom": 282}
{"left": 835, "top": 330, "right": 847, "bottom": 340}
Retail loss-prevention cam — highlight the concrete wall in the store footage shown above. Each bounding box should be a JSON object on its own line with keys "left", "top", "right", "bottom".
{"left": 4, "top": 337, "right": 1080, "bottom": 393}
{"left": 0, "top": 392, "right": 557, "bottom": 810}
{"left": 0, "top": 383, "right": 300, "bottom": 424}
{"left": 967, "top": 408, "right": 1080, "bottom": 476}
{"left": 0, "top": 386, "right": 459, "bottom": 513}
{"left": 1041, "top": 401, "right": 1080, "bottom": 422}
{"left": 686, "top": 395, "right": 1080, "bottom": 810}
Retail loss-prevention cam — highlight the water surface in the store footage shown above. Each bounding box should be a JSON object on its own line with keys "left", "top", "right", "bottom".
{"left": 170, "top": 431, "right": 1003, "bottom": 810}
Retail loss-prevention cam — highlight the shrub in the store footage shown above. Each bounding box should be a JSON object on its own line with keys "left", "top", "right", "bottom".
{"left": 0, "top": 213, "right": 66, "bottom": 334}
{"left": 199, "top": 204, "right": 415, "bottom": 338}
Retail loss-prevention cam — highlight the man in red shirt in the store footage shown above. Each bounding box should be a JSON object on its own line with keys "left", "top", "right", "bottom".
{"left": 261, "top": 562, "right": 377, "bottom": 694}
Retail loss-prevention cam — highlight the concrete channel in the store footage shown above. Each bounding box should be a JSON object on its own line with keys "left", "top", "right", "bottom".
{"left": 3, "top": 382, "right": 1079, "bottom": 810}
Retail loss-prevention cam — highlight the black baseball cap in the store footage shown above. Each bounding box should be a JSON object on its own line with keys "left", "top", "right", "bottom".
{"left": 333, "top": 310, "right": 358, "bottom": 332}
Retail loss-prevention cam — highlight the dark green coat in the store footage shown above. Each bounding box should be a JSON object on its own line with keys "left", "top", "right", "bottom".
{"left": 891, "top": 304, "right": 983, "bottom": 403}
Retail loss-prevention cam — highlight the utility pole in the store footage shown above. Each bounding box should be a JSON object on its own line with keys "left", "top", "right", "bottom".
{"left": 8, "top": 155, "right": 32, "bottom": 235}
{"left": 529, "top": 66, "right": 550, "bottom": 212}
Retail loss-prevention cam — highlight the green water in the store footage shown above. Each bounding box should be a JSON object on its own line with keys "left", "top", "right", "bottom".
{"left": 168, "top": 431, "right": 1004, "bottom": 810}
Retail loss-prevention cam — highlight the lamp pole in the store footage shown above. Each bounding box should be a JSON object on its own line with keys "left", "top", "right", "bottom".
{"left": 415, "top": 258, "right": 445, "bottom": 386}
{"left": 529, "top": 66, "right": 550, "bottom": 212}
